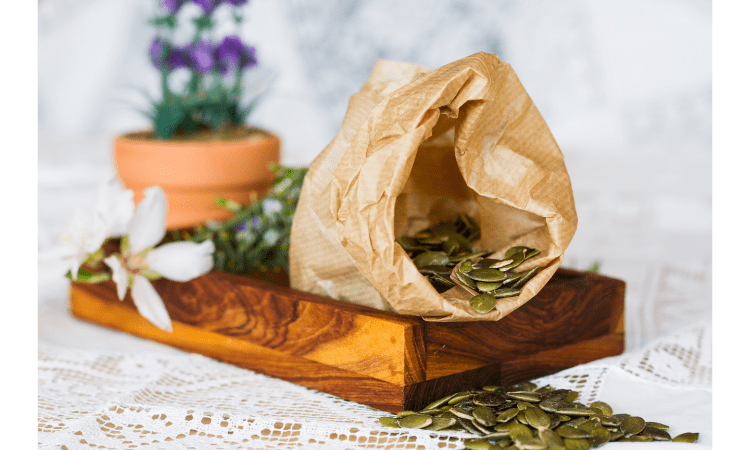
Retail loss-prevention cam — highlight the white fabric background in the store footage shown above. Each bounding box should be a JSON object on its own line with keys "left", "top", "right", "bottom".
{"left": 38, "top": 0, "right": 712, "bottom": 448}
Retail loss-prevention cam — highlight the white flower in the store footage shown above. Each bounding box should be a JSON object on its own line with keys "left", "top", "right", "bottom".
{"left": 262, "top": 198, "right": 282, "bottom": 215}
{"left": 39, "top": 179, "right": 134, "bottom": 280}
{"left": 104, "top": 186, "right": 215, "bottom": 332}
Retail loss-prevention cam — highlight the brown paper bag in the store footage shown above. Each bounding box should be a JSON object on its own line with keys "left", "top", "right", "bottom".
{"left": 289, "top": 52, "right": 577, "bottom": 322}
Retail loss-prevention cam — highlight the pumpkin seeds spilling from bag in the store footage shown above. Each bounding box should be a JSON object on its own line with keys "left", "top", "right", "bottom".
{"left": 378, "top": 382, "right": 700, "bottom": 448}
{"left": 396, "top": 215, "right": 541, "bottom": 313}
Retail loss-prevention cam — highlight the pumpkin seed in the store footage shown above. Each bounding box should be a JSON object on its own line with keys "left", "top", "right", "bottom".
{"left": 511, "top": 266, "right": 540, "bottom": 289}
{"left": 424, "top": 416, "right": 456, "bottom": 431}
{"left": 449, "top": 407, "right": 475, "bottom": 420}
{"left": 496, "top": 408, "right": 520, "bottom": 423}
{"left": 513, "top": 435, "right": 546, "bottom": 450}
{"left": 419, "top": 265, "right": 453, "bottom": 276}
{"left": 477, "top": 281, "right": 504, "bottom": 292}
{"left": 470, "top": 294, "right": 497, "bottom": 313}
{"left": 645, "top": 421, "right": 669, "bottom": 430}
{"left": 619, "top": 416, "right": 646, "bottom": 436}
{"left": 398, "top": 413, "right": 432, "bottom": 428}
{"left": 448, "top": 391, "right": 474, "bottom": 405}
{"left": 378, "top": 416, "right": 399, "bottom": 427}
{"left": 589, "top": 426, "right": 610, "bottom": 448}
{"left": 556, "top": 425, "right": 592, "bottom": 438}
{"left": 589, "top": 401, "right": 612, "bottom": 416}
{"left": 504, "top": 246, "right": 529, "bottom": 259}
{"left": 456, "top": 270, "right": 478, "bottom": 289}
{"left": 413, "top": 251, "right": 449, "bottom": 269}
{"left": 619, "top": 435, "right": 652, "bottom": 442}
{"left": 641, "top": 425, "right": 671, "bottom": 441}
{"left": 507, "top": 392, "right": 541, "bottom": 403}
{"left": 474, "top": 406, "right": 498, "bottom": 427}
{"left": 524, "top": 406, "right": 551, "bottom": 429}
{"left": 563, "top": 438, "right": 590, "bottom": 450}
{"left": 468, "top": 268, "right": 508, "bottom": 282}
{"left": 539, "top": 428, "right": 565, "bottom": 448}
{"left": 493, "top": 288, "right": 524, "bottom": 298}
{"left": 473, "top": 393, "right": 506, "bottom": 407}
{"left": 464, "top": 438, "right": 492, "bottom": 450}
{"left": 672, "top": 432, "right": 699, "bottom": 443}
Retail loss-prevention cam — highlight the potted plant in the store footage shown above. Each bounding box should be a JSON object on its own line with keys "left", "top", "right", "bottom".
{"left": 114, "top": 0, "right": 279, "bottom": 230}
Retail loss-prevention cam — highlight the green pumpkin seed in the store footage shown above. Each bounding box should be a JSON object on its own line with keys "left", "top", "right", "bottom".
{"left": 496, "top": 408, "right": 520, "bottom": 423}
{"left": 542, "top": 389, "right": 573, "bottom": 402}
{"left": 412, "top": 251, "right": 449, "bottom": 268}
{"left": 619, "top": 416, "right": 645, "bottom": 436}
{"left": 672, "top": 432, "right": 699, "bottom": 443}
{"left": 516, "top": 409, "right": 528, "bottom": 425}
{"left": 422, "top": 392, "right": 457, "bottom": 410}
{"left": 419, "top": 265, "right": 453, "bottom": 276}
{"left": 523, "top": 249, "right": 540, "bottom": 260}
{"left": 448, "top": 391, "right": 474, "bottom": 405}
{"left": 397, "top": 410, "right": 416, "bottom": 418}
{"left": 492, "top": 287, "right": 523, "bottom": 298}
{"left": 468, "top": 268, "right": 508, "bottom": 282}
{"left": 398, "top": 413, "right": 432, "bottom": 428}
{"left": 563, "top": 438, "right": 590, "bottom": 450}
{"left": 589, "top": 401, "right": 612, "bottom": 416}
{"left": 424, "top": 416, "right": 456, "bottom": 431}
{"left": 482, "top": 385, "right": 504, "bottom": 392}
{"left": 378, "top": 416, "right": 399, "bottom": 427}
{"left": 641, "top": 425, "right": 671, "bottom": 441}
{"left": 610, "top": 413, "right": 630, "bottom": 422}
{"left": 564, "top": 391, "right": 579, "bottom": 402}
{"left": 474, "top": 393, "right": 506, "bottom": 407}
{"left": 524, "top": 406, "right": 551, "bottom": 429}
{"left": 556, "top": 425, "right": 592, "bottom": 439}
{"left": 474, "top": 406, "right": 498, "bottom": 427}
{"left": 513, "top": 435, "right": 546, "bottom": 450}
{"left": 476, "top": 281, "right": 504, "bottom": 292}
{"left": 507, "top": 392, "right": 541, "bottom": 403}
{"left": 470, "top": 294, "right": 497, "bottom": 313}
{"left": 589, "top": 426, "right": 610, "bottom": 448}
{"left": 504, "top": 246, "right": 529, "bottom": 259}
{"left": 511, "top": 266, "right": 540, "bottom": 289}
{"left": 472, "top": 418, "right": 494, "bottom": 435}
{"left": 539, "top": 428, "right": 565, "bottom": 448}
{"left": 502, "top": 272, "right": 523, "bottom": 286}
{"left": 566, "top": 417, "right": 588, "bottom": 428}
{"left": 608, "top": 431, "right": 624, "bottom": 441}
{"left": 591, "top": 414, "right": 619, "bottom": 427}
{"left": 619, "top": 435, "right": 652, "bottom": 442}
{"left": 459, "top": 417, "right": 482, "bottom": 434}
{"left": 450, "top": 251, "right": 488, "bottom": 263}
{"left": 516, "top": 402, "right": 533, "bottom": 411}
{"left": 645, "top": 421, "right": 669, "bottom": 430}
{"left": 474, "top": 258, "right": 506, "bottom": 269}
{"left": 449, "top": 407, "right": 475, "bottom": 420}
{"left": 456, "top": 270, "right": 478, "bottom": 289}
{"left": 501, "top": 252, "right": 526, "bottom": 271}
{"left": 507, "top": 423, "right": 533, "bottom": 440}
{"left": 464, "top": 438, "right": 492, "bottom": 450}
{"left": 459, "top": 259, "right": 475, "bottom": 272}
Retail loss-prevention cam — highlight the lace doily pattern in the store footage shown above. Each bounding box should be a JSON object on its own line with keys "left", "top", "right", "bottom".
{"left": 39, "top": 320, "right": 711, "bottom": 449}
{"left": 617, "top": 321, "right": 712, "bottom": 390}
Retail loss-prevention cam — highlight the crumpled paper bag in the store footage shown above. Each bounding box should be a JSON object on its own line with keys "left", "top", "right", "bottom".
{"left": 289, "top": 52, "right": 577, "bottom": 322}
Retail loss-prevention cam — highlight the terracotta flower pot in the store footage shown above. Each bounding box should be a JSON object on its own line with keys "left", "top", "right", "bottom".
{"left": 114, "top": 129, "right": 279, "bottom": 230}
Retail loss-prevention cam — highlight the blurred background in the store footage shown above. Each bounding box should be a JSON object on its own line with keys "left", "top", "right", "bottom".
{"left": 38, "top": 0, "right": 711, "bottom": 351}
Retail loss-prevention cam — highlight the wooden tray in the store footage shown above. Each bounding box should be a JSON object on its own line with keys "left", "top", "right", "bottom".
{"left": 70, "top": 268, "right": 624, "bottom": 413}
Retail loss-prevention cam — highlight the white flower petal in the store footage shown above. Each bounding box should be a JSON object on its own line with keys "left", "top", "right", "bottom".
{"left": 146, "top": 240, "right": 215, "bottom": 282}
{"left": 104, "top": 255, "right": 129, "bottom": 300}
{"left": 131, "top": 276, "right": 173, "bottom": 332}
{"left": 94, "top": 179, "right": 134, "bottom": 237}
{"left": 128, "top": 186, "right": 167, "bottom": 254}
{"left": 59, "top": 207, "right": 108, "bottom": 255}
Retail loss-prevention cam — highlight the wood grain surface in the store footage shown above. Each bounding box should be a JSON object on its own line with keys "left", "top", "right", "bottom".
{"left": 70, "top": 268, "right": 624, "bottom": 413}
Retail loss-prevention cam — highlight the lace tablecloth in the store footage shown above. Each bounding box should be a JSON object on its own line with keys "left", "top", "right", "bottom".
{"left": 38, "top": 315, "right": 711, "bottom": 449}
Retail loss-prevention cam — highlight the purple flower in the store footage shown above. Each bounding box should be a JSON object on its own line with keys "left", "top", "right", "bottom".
{"left": 216, "top": 35, "right": 257, "bottom": 75}
{"left": 187, "top": 40, "right": 215, "bottom": 74}
{"left": 194, "top": 0, "right": 218, "bottom": 15}
{"left": 161, "top": 0, "right": 186, "bottom": 13}
{"left": 225, "top": 0, "right": 249, "bottom": 5}
{"left": 150, "top": 38, "right": 188, "bottom": 71}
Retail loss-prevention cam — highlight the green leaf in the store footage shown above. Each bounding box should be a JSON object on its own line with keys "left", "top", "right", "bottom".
{"left": 154, "top": 102, "right": 187, "bottom": 139}
{"left": 586, "top": 261, "right": 601, "bottom": 274}
{"left": 140, "top": 269, "right": 163, "bottom": 280}
{"left": 73, "top": 268, "right": 111, "bottom": 284}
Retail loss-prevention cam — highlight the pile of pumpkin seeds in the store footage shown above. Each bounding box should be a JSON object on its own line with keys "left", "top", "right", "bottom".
{"left": 396, "top": 215, "right": 541, "bottom": 313}
{"left": 378, "top": 382, "right": 699, "bottom": 449}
